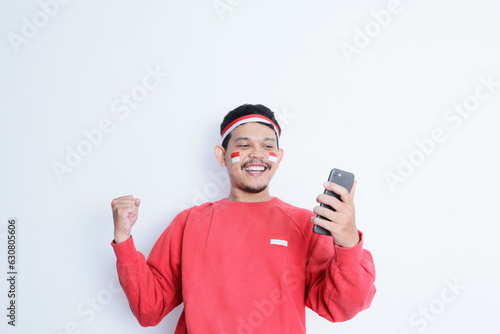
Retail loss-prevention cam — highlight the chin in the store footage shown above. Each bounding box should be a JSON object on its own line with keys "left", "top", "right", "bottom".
{"left": 243, "top": 185, "right": 268, "bottom": 194}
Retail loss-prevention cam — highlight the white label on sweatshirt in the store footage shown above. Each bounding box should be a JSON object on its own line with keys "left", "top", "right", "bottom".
{"left": 270, "top": 239, "right": 288, "bottom": 247}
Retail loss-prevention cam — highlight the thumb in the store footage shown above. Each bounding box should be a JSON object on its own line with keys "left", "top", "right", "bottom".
{"left": 350, "top": 180, "right": 357, "bottom": 199}
{"left": 135, "top": 198, "right": 141, "bottom": 207}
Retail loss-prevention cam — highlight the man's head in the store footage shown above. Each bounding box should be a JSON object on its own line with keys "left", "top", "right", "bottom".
{"left": 219, "top": 104, "right": 282, "bottom": 150}
{"left": 215, "top": 104, "right": 284, "bottom": 201}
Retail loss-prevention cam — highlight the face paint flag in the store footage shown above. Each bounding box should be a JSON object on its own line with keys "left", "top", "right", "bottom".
{"left": 268, "top": 152, "right": 278, "bottom": 163}
{"left": 231, "top": 152, "right": 241, "bottom": 163}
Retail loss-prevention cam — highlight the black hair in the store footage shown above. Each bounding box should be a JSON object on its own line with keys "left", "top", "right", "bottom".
{"left": 220, "top": 104, "right": 281, "bottom": 150}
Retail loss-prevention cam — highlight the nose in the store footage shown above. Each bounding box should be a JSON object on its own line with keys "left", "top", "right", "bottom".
{"left": 249, "top": 146, "right": 266, "bottom": 160}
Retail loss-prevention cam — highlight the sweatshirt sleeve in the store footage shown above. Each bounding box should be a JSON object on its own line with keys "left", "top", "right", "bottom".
{"left": 305, "top": 231, "right": 376, "bottom": 322}
{"left": 111, "top": 210, "right": 188, "bottom": 327}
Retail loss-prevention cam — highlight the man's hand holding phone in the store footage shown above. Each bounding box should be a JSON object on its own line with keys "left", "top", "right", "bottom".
{"left": 312, "top": 169, "right": 360, "bottom": 248}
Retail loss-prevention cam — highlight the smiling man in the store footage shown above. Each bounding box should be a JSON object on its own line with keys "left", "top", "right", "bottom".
{"left": 216, "top": 113, "right": 283, "bottom": 202}
{"left": 111, "top": 104, "right": 376, "bottom": 333}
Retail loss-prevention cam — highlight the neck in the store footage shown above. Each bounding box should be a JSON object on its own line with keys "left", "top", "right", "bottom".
{"left": 227, "top": 188, "right": 273, "bottom": 202}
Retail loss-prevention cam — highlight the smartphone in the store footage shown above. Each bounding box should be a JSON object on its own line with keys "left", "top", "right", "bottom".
{"left": 313, "top": 168, "right": 355, "bottom": 235}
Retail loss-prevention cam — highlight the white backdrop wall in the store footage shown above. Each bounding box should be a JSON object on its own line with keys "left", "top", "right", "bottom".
{"left": 1, "top": 0, "right": 499, "bottom": 333}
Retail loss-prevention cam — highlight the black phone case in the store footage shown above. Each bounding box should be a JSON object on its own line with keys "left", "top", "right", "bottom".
{"left": 313, "top": 168, "right": 355, "bottom": 235}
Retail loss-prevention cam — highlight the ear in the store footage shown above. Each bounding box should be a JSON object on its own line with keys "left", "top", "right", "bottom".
{"left": 214, "top": 145, "right": 227, "bottom": 167}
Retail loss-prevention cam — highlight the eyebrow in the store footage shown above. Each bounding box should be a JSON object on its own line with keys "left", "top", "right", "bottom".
{"left": 234, "top": 137, "right": 276, "bottom": 142}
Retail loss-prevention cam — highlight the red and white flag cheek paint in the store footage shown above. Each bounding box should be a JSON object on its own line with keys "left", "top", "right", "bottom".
{"left": 268, "top": 152, "right": 278, "bottom": 163}
{"left": 231, "top": 152, "right": 241, "bottom": 163}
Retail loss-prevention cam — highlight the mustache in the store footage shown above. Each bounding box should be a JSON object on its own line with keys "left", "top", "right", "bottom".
{"left": 242, "top": 159, "right": 272, "bottom": 169}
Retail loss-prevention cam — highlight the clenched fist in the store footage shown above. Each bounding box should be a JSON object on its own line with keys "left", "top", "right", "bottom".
{"left": 111, "top": 195, "right": 141, "bottom": 244}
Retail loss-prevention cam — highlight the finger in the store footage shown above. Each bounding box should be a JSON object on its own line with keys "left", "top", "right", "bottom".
{"left": 316, "top": 194, "right": 344, "bottom": 213}
{"left": 324, "top": 182, "right": 354, "bottom": 206}
{"left": 315, "top": 203, "right": 352, "bottom": 224}
{"left": 311, "top": 216, "right": 335, "bottom": 233}
{"left": 314, "top": 204, "right": 353, "bottom": 226}
{"left": 116, "top": 195, "right": 135, "bottom": 202}
{"left": 112, "top": 195, "right": 133, "bottom": 206}
{"left": 313, "top": 205, "right": 335, "bottom": 222}
{"left": 118, "top": 196, "right": 138, "bottom": 207}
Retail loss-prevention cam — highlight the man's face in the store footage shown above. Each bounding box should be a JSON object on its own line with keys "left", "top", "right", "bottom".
{"left": 216, "top": 122, "right": 283, "bottom": 195}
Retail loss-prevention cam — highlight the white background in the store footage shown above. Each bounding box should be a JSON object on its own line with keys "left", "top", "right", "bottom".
{"left": 1, "top": 0, "right": 500, "bottom": 333}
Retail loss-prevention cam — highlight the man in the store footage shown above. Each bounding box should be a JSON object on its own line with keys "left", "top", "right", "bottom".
{"left": 111, "top": 104, "right": 376, "bottom": 333}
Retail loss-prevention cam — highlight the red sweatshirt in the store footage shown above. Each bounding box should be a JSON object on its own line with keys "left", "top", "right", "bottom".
{"left": 112, "top": 197, "right": 376, "bottom": 333}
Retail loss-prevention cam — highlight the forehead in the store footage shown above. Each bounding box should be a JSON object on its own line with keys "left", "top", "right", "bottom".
{"left": 229, "top": 122, "right": 277, "bottom": 140}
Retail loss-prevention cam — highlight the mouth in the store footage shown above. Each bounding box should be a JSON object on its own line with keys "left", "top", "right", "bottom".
{"left": 243, "top": 163, "right": 269, "bottom": 176}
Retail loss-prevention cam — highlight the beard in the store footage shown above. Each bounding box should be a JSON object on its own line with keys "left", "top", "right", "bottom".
{"left": 242, "top": 184, "right": 268, "bottom": 194}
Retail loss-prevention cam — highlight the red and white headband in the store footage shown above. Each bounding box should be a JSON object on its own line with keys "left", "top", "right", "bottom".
{"left": 220, "top": 114, "right": 281, "bottom": 142}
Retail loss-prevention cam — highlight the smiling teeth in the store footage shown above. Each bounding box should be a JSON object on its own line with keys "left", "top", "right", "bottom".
{"left": 245, "top": 166, "right": 265, "bottom": 171}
